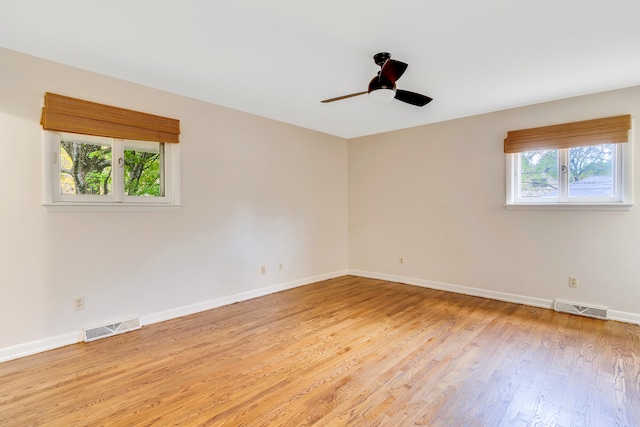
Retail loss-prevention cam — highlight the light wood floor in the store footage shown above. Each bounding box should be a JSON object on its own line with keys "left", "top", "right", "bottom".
{"left": 1, "top": 276, "right": 640, "bottom": 426}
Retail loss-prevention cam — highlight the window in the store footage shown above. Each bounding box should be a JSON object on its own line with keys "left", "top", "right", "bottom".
{"left": 510, "top": 143, "right": 621, "bottom": 203}
{"left": 504, "top": 115, "right": 632, "bottom": 210}
{"left": 46, "top": 131, "right": 177, "bottom": 205}
{"left": 40, "top": 93, "right": 181, "bottom": 211}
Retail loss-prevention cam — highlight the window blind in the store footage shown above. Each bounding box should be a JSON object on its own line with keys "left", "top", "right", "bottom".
{"left": 40, "top": 92, "right": 180, "bottom": 143}
{"left": 504, "top": 115, "right": 631, "bottom": 154}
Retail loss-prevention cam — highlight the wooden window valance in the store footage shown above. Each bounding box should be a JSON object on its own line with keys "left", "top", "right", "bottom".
{"left": 504, "top": 114, "right": 631, "bottom": 154}
{"left": 40, "top": 92, "right": 180, "bottom": 143}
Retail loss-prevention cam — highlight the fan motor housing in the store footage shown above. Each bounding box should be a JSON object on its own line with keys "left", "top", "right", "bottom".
{"left": 368, "top": 75, "right": 396, "bottom": 93}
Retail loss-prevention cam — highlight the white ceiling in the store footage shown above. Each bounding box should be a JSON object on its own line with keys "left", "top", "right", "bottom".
{"left": 2, "top": 0, "right": 640, "bottom": 139}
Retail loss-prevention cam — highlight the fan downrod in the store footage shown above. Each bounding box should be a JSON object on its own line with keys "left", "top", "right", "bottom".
{"left": 373, "top": 52, "right": 391, "bottom": 67}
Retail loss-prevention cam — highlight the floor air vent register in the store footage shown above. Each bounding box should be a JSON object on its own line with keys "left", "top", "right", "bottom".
{"left": 554, "top": 300, "right": 608, "bottom": 320}
{"left": 83, "top": 317, "right": 141, "bottom": 342}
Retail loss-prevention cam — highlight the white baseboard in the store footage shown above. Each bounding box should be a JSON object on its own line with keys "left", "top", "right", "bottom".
{"left": 141, "top": 270, "right": 348, "bottom": 326}
{"left": 608, "top": 310, "right": 640, "bottom": 325}
{"left": 0, "top": 331, "right": 81, "bottom": 364}
{"left": 349, "top": 269, "right": 554, "bottom": 308}
{"left": 0, "top": 270, "right": 348, "bottom": 364}
{"left": 348, "top": 269, "right": 640, "bottom": 325}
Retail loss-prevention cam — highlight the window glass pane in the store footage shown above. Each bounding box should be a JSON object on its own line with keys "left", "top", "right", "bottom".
{"left": 519, "top": 150, "right": 558, "bottom": 198}
{"left": 124, "top": 141, "right": 164, "bottom": 197}
{"left": 568, "top": 144, "right": 614, "bottom": 198}
{"left": 60, "top": 134, "right": 112, "bottom": 195}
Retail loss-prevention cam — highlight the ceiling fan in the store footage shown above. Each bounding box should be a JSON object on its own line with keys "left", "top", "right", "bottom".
{"left": 321, "top": 52, "right": 433, "bottom": 107}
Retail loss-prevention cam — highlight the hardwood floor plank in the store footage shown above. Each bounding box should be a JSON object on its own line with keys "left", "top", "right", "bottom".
{"left": 1, "top": 276, "right": 639, "bottom": 426}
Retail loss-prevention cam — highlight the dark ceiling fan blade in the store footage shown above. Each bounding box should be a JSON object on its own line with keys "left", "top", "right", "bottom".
{"left": 395, "top": 89, "right": 433, "bottom": 107}
{"left": 321, "top": 91, "right": 368, "bottom": 103}
{"left": 381, "top": 59, "right": 408, "bottom": 83}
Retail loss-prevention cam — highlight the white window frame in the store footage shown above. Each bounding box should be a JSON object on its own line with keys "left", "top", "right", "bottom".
{"left": 43, "top": 131, "right": 181, "bottom": 212}
{"left": 505, "top": 142, "right": 633, "bottom": 211}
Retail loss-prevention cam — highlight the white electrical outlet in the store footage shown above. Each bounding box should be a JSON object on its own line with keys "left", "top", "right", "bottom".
{"left": 74, "top": 297, "right": 85, "bottom": 311}
{"left": 261, "top": 265, "right": 266, "bottom": 275}
{"left": 569, "top": 276, "right": 578, "bottom": 288}
{"left": 399, "top": 257, "right": 404, "bottom": 265}
{"left": 278, "top": 263, "right": 283, "bottom": 270}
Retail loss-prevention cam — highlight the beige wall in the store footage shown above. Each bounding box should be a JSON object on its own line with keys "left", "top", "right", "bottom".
{"left": 0, "top": 48, "right": 348, "bottom": 355}
{"left": 349, "top": 85, "right": 640, "bottom": 317}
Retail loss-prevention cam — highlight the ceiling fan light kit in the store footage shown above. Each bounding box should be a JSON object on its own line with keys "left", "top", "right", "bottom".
{"left": 369, "top": 89, "right": 395, "bottom": 104}
{"left": 321, "top": 52, "right": 433, "bottom": 107}
{"left": 369, "top": 85, "right": 396, "bottom": 104}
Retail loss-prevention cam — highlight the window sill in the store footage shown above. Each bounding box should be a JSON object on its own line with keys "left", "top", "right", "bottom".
{"left": 42, "top": 203, "right": 182, "bottom": 213}
{"left": 504, "top": 203, "right": 633, "bottom": 211}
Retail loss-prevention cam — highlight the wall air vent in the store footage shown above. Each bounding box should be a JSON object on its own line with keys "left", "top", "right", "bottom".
{"left": 554, "top": 300, "right": 608, "bottom": 320}
{"left": 83, "top": 317, "right": 141, "bottom": 342}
